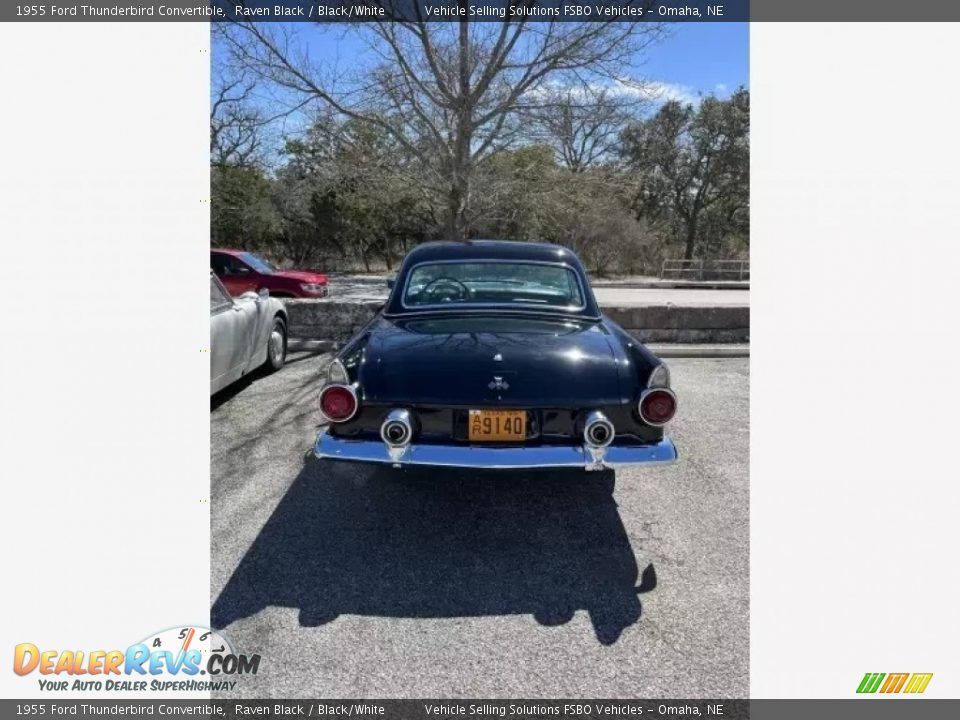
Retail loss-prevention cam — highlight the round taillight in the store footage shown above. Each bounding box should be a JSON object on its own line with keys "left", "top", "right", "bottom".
{"left": 639, "top": 388, "right": 677, "bottom": 426}
{"left": 319, "top": 384, "right": 358, "bottom": 423}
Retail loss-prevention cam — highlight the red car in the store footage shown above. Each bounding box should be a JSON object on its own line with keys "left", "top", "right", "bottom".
{"left": 211, "top": 249, "right": 328, "bottom": 298}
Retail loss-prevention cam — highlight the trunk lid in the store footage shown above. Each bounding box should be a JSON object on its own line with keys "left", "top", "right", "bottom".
{"left": 359, "top": 315, "right": 622, "bottom": 407}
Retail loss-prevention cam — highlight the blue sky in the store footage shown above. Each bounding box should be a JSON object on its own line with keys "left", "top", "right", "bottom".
{"left": 218, "top": 21, "right": 748, "bottom": 100}
{"left": 348, "top": 21, "right": 744, "bottom": 94}
{"left": 639, "top": 22, "right": 749, "bottom": 100}
{"left": 310, "top": 22, "right": 748, "bottom": 99}
{"left": 215, "top": 22, "right": 747, "bottom": 149}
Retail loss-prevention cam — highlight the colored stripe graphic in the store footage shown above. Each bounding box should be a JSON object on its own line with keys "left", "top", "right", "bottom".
{"left": 904, "top": 673, "right": 933, "bottom": 694}
{"left": 892, "top": 673, "right": 910, "bottom": 693}
{"left": 856, "top": 673, "right": 885, "bottom": 693}
{"left": 180, "top": 628, "right": 195, "bottom": 653}
{"left": 880, "top": 673, "right": 909, "bottom": 693}
{"left": 857, "top": 672, "right": 932, "bottom": 694}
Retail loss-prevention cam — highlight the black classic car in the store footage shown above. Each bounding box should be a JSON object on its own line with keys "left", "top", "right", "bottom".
{"left": 314, "top": 240, "right": 677, "bottom": 471}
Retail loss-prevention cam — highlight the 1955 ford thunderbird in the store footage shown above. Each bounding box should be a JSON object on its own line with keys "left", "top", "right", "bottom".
{"left": 314, "top": 240, "right": 677, "bottom": 471}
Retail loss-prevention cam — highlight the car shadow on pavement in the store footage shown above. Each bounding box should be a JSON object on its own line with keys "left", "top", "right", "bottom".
{"left": 210, "top": 374, "right": 259, "bottom": 411}
{"left": 210, "top": 351, "right": 330, "bottom": 412}
{"left": 211, "top": 456, "right": 656, "bottom": 645}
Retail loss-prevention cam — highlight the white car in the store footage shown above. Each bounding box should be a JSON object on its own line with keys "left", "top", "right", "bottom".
{"left": 210, "top": 272, "right": 288, "bottom": 395}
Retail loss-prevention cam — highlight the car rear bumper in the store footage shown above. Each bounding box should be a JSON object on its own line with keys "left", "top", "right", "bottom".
{"left": 314, "top": 429, "right": 677, "bottom": 471}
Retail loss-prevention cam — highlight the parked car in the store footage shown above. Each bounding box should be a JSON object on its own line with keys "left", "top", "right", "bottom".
{"left": 210, "top": 272, "right": 288, "bottom": 395}
{"left": 211, "top": 249, "right": 328, "bottom": 298}
{"left": 314, "top": 240, "right": 677, "bottom": 471}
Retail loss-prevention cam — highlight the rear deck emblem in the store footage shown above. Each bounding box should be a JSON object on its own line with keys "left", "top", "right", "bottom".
{"left": 488, "top": 376, "right": 509, "bottom": 391}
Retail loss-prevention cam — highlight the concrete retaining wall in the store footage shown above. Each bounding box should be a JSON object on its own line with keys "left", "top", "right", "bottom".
{"left": 285, "top": 300, "right": 383, "bottom": 341}
{"left": 605, "top": 305, "right": 749, "bottom": 344}
{"left": 283, "top": 299, "right": 749, "bottom": 344}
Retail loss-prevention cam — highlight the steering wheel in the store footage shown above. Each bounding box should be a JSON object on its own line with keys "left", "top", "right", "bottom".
{"left": 421, "top": 277, "right": 470, "bottom": 302}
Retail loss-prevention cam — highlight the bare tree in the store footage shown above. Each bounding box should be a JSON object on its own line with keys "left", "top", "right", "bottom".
{"left": 530, "top": 83, "right": 648, "bottom": 171}
{"left": 210, "top": 75, "right": 264, "bottom": 168}
{"left": 218, "top": 9, "right": 665, "bottom": 240}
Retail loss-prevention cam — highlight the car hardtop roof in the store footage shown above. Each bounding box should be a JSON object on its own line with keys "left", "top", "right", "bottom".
{"left": 401, "top": 240, "right": 586, "bottom": 269}
{"left": 211, "top": 248, "right": 247, "bottom": 256}
{"left": 385, "top": 240, "right": 600, "bottom": 319}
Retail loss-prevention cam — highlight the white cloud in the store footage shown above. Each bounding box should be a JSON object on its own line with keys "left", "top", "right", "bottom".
{"left": 526, "top": 78, "right": 730, "bottom": 107}
{"left": 645, "top": 81, "right": 700, "bottom": 105}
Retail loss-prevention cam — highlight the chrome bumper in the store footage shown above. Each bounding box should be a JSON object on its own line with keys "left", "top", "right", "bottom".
{"left": 314, "top": 429, "right": 677, "bottom": 471}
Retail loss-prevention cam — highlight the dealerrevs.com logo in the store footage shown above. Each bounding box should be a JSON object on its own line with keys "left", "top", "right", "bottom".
{"left": 856, "top": 672, "right": 933, "bottom": 694}
{"left": 13, "top": 625, "right": 260, "bottom": 692}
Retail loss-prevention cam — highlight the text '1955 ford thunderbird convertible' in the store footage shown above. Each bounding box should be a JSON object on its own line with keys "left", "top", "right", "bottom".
{"left": 314, "top": 240, "right": 677, "bottom": 471}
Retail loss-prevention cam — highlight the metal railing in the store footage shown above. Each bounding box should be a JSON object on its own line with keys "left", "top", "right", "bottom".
{"left": 660, "top": 258, "right": 750, "bottom": 281}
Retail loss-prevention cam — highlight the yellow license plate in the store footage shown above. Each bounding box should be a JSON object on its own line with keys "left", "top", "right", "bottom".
{"left": 468, "top": 409, "right": 526, "bottom": 442}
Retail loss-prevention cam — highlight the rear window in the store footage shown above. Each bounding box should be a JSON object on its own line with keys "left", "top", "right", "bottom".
{"left": 403, "top": 262, "right": 584, "bottom": 309}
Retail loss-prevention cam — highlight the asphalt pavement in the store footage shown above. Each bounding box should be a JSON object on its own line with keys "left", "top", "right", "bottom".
{"left": 210, "top": 352, "right": 749, "bottom": 697}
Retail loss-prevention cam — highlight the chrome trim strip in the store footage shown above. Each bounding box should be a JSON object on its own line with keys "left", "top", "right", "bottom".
{"left": 638, "top": 388, "right": 678, "bottom": 427}
{"left": 314, "top": 430, "right": 677, "bottom": 470}
{"left": 318, "top": 383, "right": 360, "bottom": 424}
